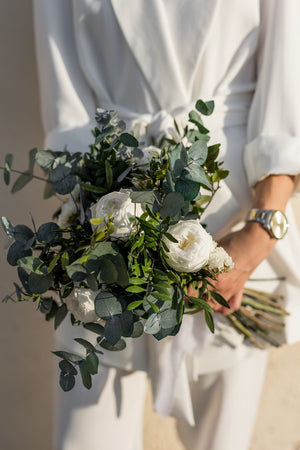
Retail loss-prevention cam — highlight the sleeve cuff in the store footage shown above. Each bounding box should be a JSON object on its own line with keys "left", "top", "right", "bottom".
{"left": 244, "top": 134, "right": 300, "bottom": 193}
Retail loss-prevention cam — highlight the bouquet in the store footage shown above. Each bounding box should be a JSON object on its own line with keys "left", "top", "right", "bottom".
{"left": 1, "top": 100, "right": 287, "bottom": 391}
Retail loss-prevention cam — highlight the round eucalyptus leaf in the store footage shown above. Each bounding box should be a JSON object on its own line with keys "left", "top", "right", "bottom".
{"left": 154, "top": 323, "right": 181, "bottom": 341}
{"left": 175, "top": 179, "right": 200, "bottom": 201}
{"left": 17, "top": 267, "right": 29, "bottom": 292}
{"left": 66, "top": 263, "right": 87, "bottom": 282}
{"left": 28, "top": 272, "right": 53, "bottom": 294}
{"left": 99, "top": 258, "right": 118, "bottom": 284}
{"left": 98, "top": 337, "right": 126, "bottom": 351}
{"left": 188, "top": 140, "right": 208, "bottom": 164}
{"left": 95, "top": 291, "right": 122, "bottom": 319}
{"left": 13, "top": 224, "right": 35, "bottom": 247}
{"left": 160, "top": 309, "right": 178, "bottom": 329}
{"left": 1, "top": 216, "right": 14, "bottom": 238}
{"left": 159, "top": 192, "right": 185, "bottom": 219}
{"left": 59, "top": 359, "right": 78, "bottom": 375}
{"left": 120, "top": 132, "right": 139, "bottom": 147}
{"left": 78, "top": 360, "right": 92, "bottom": 389}
{"left": 59, "top": 371, "right": 75, "bottom": 392}
{"left": 7, "top": 242, "right": 32, "bottom": 266}
{"left": 121, "top": 310, "right": 134, "bottom": 337}
{"left": 131, "top": 320, "right": 144, "bottom": 338}
{"left": 49, "top": 165, "right": 77, "bottom": 195}
{"left": 40, "top": 298, "right": 53, "bottom": 314}
{"left": 86, "top": 352, "right": 99, "bottom": 375}
{"left": 104, "top": 316, "right": 123, "bottom": 345}
{"left": 144, "top": 313, "right": 161, "bottom": 335}
{"left": 35, "top": 150, "right": 55, "bottom": 169}
{"left": 37, "top": 222, "right": 61, "bottom": 246}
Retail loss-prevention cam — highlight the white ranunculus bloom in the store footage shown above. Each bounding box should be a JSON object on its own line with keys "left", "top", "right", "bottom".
{"left": 65, "top": 288, "right": 102, "bottom": 323}
{"left": 90, "top": 189, "right": 143, "bottom": 240}
{"left": 161, "top": 219, "right": 214, "bottom": 272}
{"left": 208, "top": 244, "right": 234, "bottom": 273}
{"left": 57, "top": 184, "right": 81, "bottom": 227}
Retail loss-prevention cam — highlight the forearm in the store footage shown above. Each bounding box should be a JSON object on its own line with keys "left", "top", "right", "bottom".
{"left": 252, "top": 174, "right": 295, "bottom": 210}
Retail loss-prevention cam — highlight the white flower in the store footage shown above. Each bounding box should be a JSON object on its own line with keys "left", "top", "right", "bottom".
{"left": 137, "top": 146, "right": 161, "bottom": 167}
{"left": 57, "top": 184, "right": 81, "bottom": 227}
{"left": 208, "top": 244, "right": 234, "bottom": 273}
{"left": 65, "top": 288, "right": 103, "bottom": 323}
{"left": 161, "top": 219, "right": 214, "bottom": 272}
{"left": 90, "top": 189, "right": 143, "bottom": 240}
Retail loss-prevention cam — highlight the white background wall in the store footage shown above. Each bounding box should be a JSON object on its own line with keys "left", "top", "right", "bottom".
{"left": 0, "top": 2, "right": 300, "bottom": 449}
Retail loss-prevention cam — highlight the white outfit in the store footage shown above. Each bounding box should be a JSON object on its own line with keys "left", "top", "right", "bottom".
{"left": 33, "top": 1, "right": 300, "bottom": 448}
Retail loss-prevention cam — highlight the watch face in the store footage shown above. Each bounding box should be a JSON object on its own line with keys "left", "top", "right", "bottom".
{"left": 270, "top": 211, "right": 288, "bottom": 239}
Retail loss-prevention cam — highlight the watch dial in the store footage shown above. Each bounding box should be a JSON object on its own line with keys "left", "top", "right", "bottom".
{"left": 270, "top": 211, "right": 288, "bottom": 239}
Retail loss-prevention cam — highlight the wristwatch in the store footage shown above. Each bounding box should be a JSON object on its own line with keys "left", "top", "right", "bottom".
{"left": 246, "top": 209, "right": 288, "bottom": 239}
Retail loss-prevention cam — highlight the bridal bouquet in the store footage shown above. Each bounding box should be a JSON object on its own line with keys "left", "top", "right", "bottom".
{"left": 1, "top": 100, "right": 287, "bottom": 391}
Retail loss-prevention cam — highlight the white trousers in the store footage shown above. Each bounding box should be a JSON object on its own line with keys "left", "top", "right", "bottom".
{"left": 54, "top": 350, "right": 268, "bottom": 450}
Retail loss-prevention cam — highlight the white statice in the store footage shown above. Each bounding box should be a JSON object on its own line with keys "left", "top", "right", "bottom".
{"left": 58, "top": 184, "right": 81, "bottom": 227}
{"left": 90, "top": 189, "right": 143, "bottom": 240}
{"left": 208, "top": 244, "right": 234, "bottom": 273}
{"left": 161, "top": 219, "right": 214, "bottom": 272}
{"left": 65, "top": 288, "right": 103, "bottom": 323}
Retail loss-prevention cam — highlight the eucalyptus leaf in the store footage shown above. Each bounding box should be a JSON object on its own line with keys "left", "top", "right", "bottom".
{"left": 40, "top": 298, "right": 53, "bottom": 314}
{"left": 59, "top": 359, "right": 78, "bottom": 375}
{"left": 28, "top": 272, "right": 53, "bottom": 294}
{"left": 49, "top": 165, "right": 77, "bottom": 195}
{"left": 13, "top": 224, "right": 35, "bottom": 248}
{"left": 37, "top": 222, "right": 61, "bottom": 245}
{"left": 130, "top": 190, "right": 155, "bottom": 206}
{"left": 7, "top": 242, "right": 32, "bottom": 266}
{"left": 28, "top": 148, "right": 37, "bottom": 173}
{"left": 153, "top": 323, "right": 181, "bottom": 341}
{"left": 175, "top": 179, "right": 200, "bottom": 201}
{"left": 53, "top": 351, "right": 83, "bottom": 363}
{"left": 144, "top": 314, "right": 161, "bottom": 335}
{"left": 1, "top": 216, "right": 14, "bottom": 238}
{"left": 121, "top": 310, "right": 134, "bottom": 337}
{"left": 59, "top": 371, "right": 75, "bottom": 392}
{"left": 95, "top": 291, "right": 123, "bottom": 319}
{"left": 120, "top": 133, "right": 139, "bottom": 147}
{"left": 11, "top": 170, "right": 33, "bottom": 194}
{"left": 160, "top": 309, "right": 178, "bottom": 329}
{"left": 98, "top": 337, "right": 126, "bottom": 351}
{"left": 4, "top": 153, "right": 13, "bottom": 185}
{"left": 131, "top": 320, "right": 144, "bottom": 338}
{"left": 196, "top": 100, "right": 215, "bottom": 116}
{"left": 104, "top": 316, "right": 123, "bottom": 345}
{"left": 35, "top": 150, "right": 55, "bottom": 169}
{"left": 83, "top": 322, "right": 105, "bottom": 336}
{"left": 86, "top": 352, "right": 99, "bottom": 375}
{"left": 188, "top": 140, "right": 208, "bottom": 164}
{"left": 159, "top": 192, "right": 185, "bottom": 219}
{"left": 55, "top": 303, "right": 68, "bottom": 330}
{"left": 17, "top": 256, "right": 44, "bottom": 273}
{"left": 17, "top": 267, "right": 30, "bottom": 292}
{"left": 79, "top": 360, "right": 92, "bottom": 389}
{"left": 66, "top": 263, "right": 87, "bottom": 282}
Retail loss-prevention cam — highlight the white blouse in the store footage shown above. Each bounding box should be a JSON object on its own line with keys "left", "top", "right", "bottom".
{"left": 33, "top": 0, "right": 300, "bottom": 424}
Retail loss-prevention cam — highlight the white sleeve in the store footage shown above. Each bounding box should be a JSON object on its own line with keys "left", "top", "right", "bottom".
{"left": 33, "top": 0, "right": 96, "bottom": 152}
{"left": 244, "top": 0, "right": 300, "bottom": 191}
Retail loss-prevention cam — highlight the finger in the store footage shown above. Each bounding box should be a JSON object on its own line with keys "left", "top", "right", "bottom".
{"left": 219, "top": 291, "right": 243, "bottom": 316}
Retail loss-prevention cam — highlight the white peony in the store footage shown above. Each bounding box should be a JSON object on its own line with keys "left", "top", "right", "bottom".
{"left": 64, "top": 288, "right": 102, "bottom": 323}
{"left": 208, "top": 244, "right": 234, "bottom": 273}
{"left": 161, "top": 219, "right": 214, "bottom": 272}
{"left": 90, "top": 189, "right": 143, "bottom": 240}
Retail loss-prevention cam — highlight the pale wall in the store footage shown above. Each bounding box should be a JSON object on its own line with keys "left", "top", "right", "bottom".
{"left": 0, "top": 2, "right": 300, "bottom": 450}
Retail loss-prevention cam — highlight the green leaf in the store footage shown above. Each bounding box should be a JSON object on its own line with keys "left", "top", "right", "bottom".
{"left": 59, "top": 359, "right": 78, "bottom": 375}
{"left": 99, "top": 258, "right": 118, "bottom": 284}
{"left": 49, "top": 165, "right": 77, "bottom": 195}
{"left": 37, "top": 222, "right": 61, "bottom": 246}
{"left": 11, "top": 170, "right": 33, "bottom": 193}
{"left": 147, "top": 300, "right": 159, "bottom": 313}
{"left": 188, "top": 140, "right": 208, "bottom": 164}
{"left": 207, "top": 144, "right": 220, "bottom": 161}
{"left": 131, "top": 321, "right": 144, "bottom": 338}
{"left": 104, "top": 316, "right": 123, "bottom": 345}
{"left": 83, "top": 322, "right": 105, "bottom": 336}
{"left": 13, "top": 224, "right": 35, "bottom": 247}
{"left": 120, "top": 133, "right": 139, "bottom": 147}
{"left": 79, "top": 360, "right": 92, "bottom": 389}
{"left": 130, "top": 190, "right": 155, "bottom": 205}
{"left": 164, "top": 232, "right": 178, "bottom": 243}
{"left": 74, "top": 338, "right": 96, "bottom": 353}
{"left": 80, "top": 182, "right": 107, "bottom": 194}
{"left": 209, "top": 291, "right": 230, "bottom": 308}
{"left": 195, "top": 100, "right": 215, "bottom": 116}
{"left": 159, "top": 192, "right": 185, "bottom": 219}
{"left": 205, "top": 310, "right": 215, "bottom": 333}
{"left": 61, "top": 252, "right": 69, "bottom": 270}
{"left": 168, "top": 143, "right": 188, "bottom": 174}
{"left": 53, "top": 351, "right": 83, "bottom": 363}
{"left": 127, "top": 299, "right": 144, "bottom": 310}
{"left": 175, "top": 179, "right": 200, "bottom": 201}
{"left": 4, "top": 153, "right": 13, "bottom": 185}
{"left": 59, "top": 370, "right": 75, "bottom": 391}
{"left": 1, "top": 216, "right": 14, "bottom": 238}
{"left": 212, "top": 169, "right": 229, "bottom": 182}
{"left": 105, "top": 160, "right": 113, "bottom": 189}
{"left": 7, "top": 242, "right": 32, "bottom": 266}
{"left": 144, "top": 314, "right": 161, "bottom": 334}
{"left": 55, "top": 303, "right": 68, "bottom": 330}
{"left": 28, "top": 148, "right": 37, "bottom": 173}
{"left": 48, "top": 254, "right": 60, "bottom": 273}
{"left": 98, "top": 337, "right": 126, "bottom": 351}
{"left": 35, "top": 150, "right": 55, "bottom": 169}
{"left": 17, "top": 256, "right": 44, "bottom": 274}
{"left": 125, "top": 285, "right": 146, "bottom": 293}
{"left": 94, "top": 291, "right": 122, "bottom": 319}
{"left": 128, "top": 277, "right": 146, "bottom": 285}
{"left": 160, "top": 309, "right": 178, "bottom": 329}
{"left": 186, "top": 295, "right": 214, "bottom": 313}
{"left": 182, "top": 165, "right": 211, "bottom": 188}
{"left": 86, "top": 352, "right": 99, "bottom": 375}
{"left": 121, "top": 310, "right": 134, "bottom": 337}
{"left": 66, "top": 263, "right": 87, "bottom": 282}
{"left": 40, "top": 298, "right": 53, "bottom": 314}
{"left": 28, "top": 272, "right": 53, "bottom": 294}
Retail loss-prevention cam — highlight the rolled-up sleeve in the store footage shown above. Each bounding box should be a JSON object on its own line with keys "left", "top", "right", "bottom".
{"left": 244, "top": 0, "right": 300, "bottom": 191}
{"left": 33, "top": 0, "right": 96, "bottom": 152}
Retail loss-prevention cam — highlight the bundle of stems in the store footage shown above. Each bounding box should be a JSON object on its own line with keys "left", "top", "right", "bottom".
{"left": 227, "top": 287, "right": 289, "bottom": 349}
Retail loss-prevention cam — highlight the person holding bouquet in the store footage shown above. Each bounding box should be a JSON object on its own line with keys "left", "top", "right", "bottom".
{"left": 32, "top": 1, "right": 300, "bottom": 449}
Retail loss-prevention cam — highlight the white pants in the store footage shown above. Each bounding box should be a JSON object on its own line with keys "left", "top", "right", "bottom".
{"left": 54, "top": 350, "right": 268, "bottom": 450}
